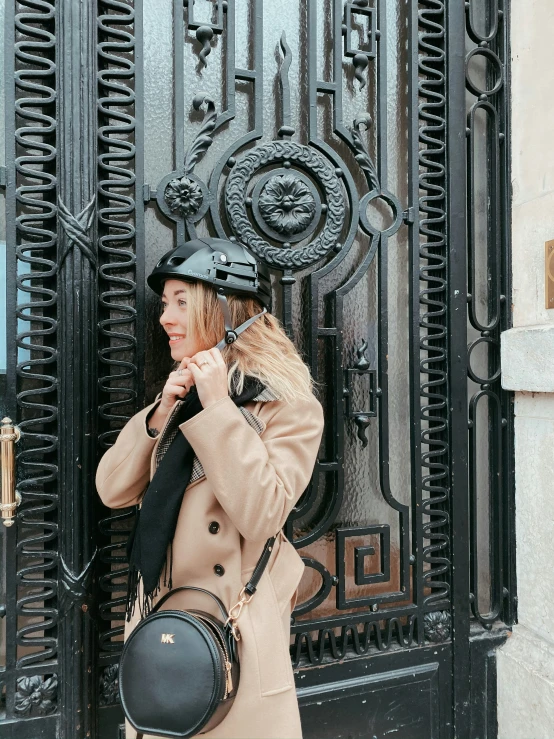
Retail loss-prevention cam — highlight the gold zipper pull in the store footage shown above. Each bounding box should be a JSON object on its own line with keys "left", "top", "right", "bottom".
{"left": 225, "top": 661, "right": 233, "bottom": 697}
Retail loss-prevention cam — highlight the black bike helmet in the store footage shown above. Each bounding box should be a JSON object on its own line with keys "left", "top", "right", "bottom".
{"left": 147, "top": 237, "right": 272, "bottom": 349}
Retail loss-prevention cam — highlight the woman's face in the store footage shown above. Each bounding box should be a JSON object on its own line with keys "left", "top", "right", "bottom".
{"left": 159, "top": 279, "right": 203, "bottom": 361}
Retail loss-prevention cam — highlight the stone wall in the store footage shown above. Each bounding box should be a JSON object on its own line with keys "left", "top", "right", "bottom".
{"left": 498, "top": 0, "right": 554, "bottom": 736}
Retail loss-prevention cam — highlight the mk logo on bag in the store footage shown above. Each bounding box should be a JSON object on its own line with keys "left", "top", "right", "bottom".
{"left": 161, "top": 633, "right": 175, "bottom": 644}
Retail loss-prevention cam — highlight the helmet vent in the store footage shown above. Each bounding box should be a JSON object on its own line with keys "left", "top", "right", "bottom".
{"left": 216, "top": 270, "right": 252, "bottom": 287}
{"left": 167, "top": 256, "right": 185, "bottom": 266}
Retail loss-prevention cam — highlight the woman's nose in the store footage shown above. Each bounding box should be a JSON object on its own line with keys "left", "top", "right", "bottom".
{"left": 159, "top": 307, "right": 175, "bottom": 326}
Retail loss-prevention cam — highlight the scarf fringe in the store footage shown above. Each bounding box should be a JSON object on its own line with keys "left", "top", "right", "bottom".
{"left": 125, "top": 543, "right": 174, "bottom": 622}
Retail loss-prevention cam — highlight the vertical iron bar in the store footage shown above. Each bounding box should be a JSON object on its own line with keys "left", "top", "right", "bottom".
{"left": 499, "top": 0, "right": 516, "bottom": 626}
{"left": 174, "top": 0, "right": 185, "bottom": 246}
{"left": 57, "top": 0, "right": 98, "bottom": 735}
{"left": 447, "top": 0, "right": 470, "bottom": 735}
{"left": 135, "top": 0, "right": 145, "bottom": 407}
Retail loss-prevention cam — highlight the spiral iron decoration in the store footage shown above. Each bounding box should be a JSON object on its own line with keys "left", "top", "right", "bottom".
{"left": 97, "top": 0, "right": 138, "bottom": 450}
{"left": 14, "top": 0, "right": 59, "bottom": 670}
{"left": 418, "top": 1, "right": 450, "bottom": 607}
{"left": 98, "top": 508, "right": 136, "bottom": 654}
{"left": 291, "top": 615, "right": 419, "bottom": 668}
{"left": 97, "top": 0, "right": 138, "bottom": 655}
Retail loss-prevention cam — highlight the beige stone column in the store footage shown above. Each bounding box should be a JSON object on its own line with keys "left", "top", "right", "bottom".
{"left": 498, "top": 1, "right": 554, "bottom": 736}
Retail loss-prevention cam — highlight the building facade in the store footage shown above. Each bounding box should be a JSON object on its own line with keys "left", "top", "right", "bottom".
{"left": 3, "top": 1, "right": 547, "bottom": 737}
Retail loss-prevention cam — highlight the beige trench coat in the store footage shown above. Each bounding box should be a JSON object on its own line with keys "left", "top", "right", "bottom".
{"left": 95, "top": 387, "right": 324, "bottom": 739}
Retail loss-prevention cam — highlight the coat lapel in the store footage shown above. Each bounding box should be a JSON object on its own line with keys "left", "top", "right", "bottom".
{"left": 152, "top": 386, "right": 279, "bottom": 484}
{"left": 188, "top": 405, "right": 267, "bottom": 484}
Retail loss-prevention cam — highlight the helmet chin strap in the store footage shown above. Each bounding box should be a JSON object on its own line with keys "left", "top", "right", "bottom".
{"left": 214, "top": 292, "right": 267, "bottom": 351}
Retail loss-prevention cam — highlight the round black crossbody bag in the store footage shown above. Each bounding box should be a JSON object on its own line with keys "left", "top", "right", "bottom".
{"left": 118, "top": 536, "right": 276, "bottom": 739}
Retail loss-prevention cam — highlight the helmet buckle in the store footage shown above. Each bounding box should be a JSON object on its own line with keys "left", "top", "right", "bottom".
{"left": 225, "top": 330, "right": 238, "bottom": 344}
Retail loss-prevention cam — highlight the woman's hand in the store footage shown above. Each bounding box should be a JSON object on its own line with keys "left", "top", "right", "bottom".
{"left": 158, "top": 357, "right": 195, "bottom": 415}
{"left": 185, "top": 348, "right": 228, "bottom": 409}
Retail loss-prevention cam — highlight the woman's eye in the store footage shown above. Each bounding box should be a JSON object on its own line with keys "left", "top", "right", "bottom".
{"left": 178, "top": 300, "right": 187, "bottom": 307}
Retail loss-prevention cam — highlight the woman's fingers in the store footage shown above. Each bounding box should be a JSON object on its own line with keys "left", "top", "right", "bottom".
{"left": 187, "top": 349, "right": 228, "bottom": 409}
{"left": 190, "top": 350, "right": 214, "bottom": 368}
{"left": 189, "top": 347, "right": 224, "bottom": 368}
{"left": 209, "top": 347, "right": 225, "bottom": 365}
{"left": 164, "top": 368, "right": 195, "bottom": 400}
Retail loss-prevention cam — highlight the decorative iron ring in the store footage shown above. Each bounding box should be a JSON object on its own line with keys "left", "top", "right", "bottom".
{"left": 225, "top": 141, "right": 345, "bottom": 269}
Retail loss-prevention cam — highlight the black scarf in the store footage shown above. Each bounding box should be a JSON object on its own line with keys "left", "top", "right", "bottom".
{"left": 125, "top": 376, "right": 265, "bottom": 622}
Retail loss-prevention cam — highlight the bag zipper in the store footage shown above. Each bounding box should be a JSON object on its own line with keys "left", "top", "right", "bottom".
{"left": 190, "top": 613, "right": 234, "bottom": 699}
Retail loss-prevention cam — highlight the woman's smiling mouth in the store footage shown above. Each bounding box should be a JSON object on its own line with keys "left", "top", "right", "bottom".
{"left": 168, "top": 334, "right": 186, "bottom": 343}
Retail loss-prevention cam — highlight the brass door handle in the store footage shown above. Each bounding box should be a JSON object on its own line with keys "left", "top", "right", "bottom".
{"left": 1, "top": 417, "right": 22, "bottom": 527}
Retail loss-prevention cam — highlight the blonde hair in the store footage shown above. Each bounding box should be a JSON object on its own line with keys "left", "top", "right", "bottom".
{"left": 170, "top": 279, "right": 317, "bottom": 404}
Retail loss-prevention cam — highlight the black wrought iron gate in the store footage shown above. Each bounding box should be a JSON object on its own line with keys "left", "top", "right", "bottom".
{"left": 0, "top": 1, "right": 513, "bottom": 737}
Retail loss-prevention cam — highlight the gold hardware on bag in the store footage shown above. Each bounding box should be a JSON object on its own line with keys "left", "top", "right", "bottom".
{"left": 161, "top": 633, "right": 175, "bottom": 644}
{"left": 1, "top": 417, "right": 22, "bottom": 528}
{"left": 225, "top": 661, "right": 233, "bottom": 695}
{"left": 224, "top": 533, "right": 279, "bottom": 640}
{"left": 224, "top": 586, "right": 254, "bottom": 641}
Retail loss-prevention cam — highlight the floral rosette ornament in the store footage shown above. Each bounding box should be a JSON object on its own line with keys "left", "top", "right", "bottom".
{"left": 164, "top": 176, "right": 204, "bottom": 218}
{"left": 258, "top": 173, "right": 316, "bottom": 236}
{"left": 15, "top": 675, "right": 57, "bottom": 716}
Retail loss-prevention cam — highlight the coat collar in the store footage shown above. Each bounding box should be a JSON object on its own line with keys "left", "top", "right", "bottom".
{"left": 154, "top": 384, "right": 280, "bottom": 405}
{"left": 252, "top": 385, "right": 280, "bottom": 402}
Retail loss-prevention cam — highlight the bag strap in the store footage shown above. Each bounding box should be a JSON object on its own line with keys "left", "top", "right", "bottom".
{"left": 143, "top": 534, "right": 278, "bottom": 641}
{"left": 244, "top": 536, "right": 276, "bottom": 595}
{"left": 223, "top": 535, "right": 277, "bottom": 639}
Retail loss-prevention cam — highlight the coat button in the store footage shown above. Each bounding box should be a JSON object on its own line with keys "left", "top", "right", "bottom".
{"left": 209, "top": 521, "right": 220, "bottom": 534}
{"left": 214, "top": 564, "right": 225, "bottom": 576}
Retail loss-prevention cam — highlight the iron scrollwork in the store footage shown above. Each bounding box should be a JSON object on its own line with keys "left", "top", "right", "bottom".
{"left": 164, "top": 177, "right": 204, "bottom": 219}
{"left": 57, "top": 196, "right": 96, "bottom": 270}
{"left": 99, "top": 664, "right": 120, "bottom": 706}
{"left": 344, "top": 339, "right": 377, "bottom": 448}
{"left": 418, "top": 0, "right": 451, "bottom": 610}
{"left": 11, "top": 0, "right": 59, "bottom": 689}
{"left": 184, "top": 0, "right": 226, "bottom": 69}
{"left": 226, "top": 140, "right": 345, "bottom": 269}
{"left": 59, "top": 548, "right": 98, "bottom": 612}
{"left": 15, "top": 675, "right": 58, "bottom": 716}
{"left": 465, "top": 0, "right": 512, "bottom": 627}
{"left": 97, "top": 0, "right": 139, "bottom": 664}
{"left": 257, "top": 174, "right": 317, "bottom": 237}
{"left": 423, "top": 610, "right": 451, "bottom": 644}
{"left": 342, "top": 0, "right": 377, "bottom": 89}
{"left": 157, "top": 94, "right": 216, "bottom": 235}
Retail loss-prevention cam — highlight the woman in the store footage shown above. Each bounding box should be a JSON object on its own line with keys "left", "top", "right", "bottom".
{"left": 96, "top": 237, "right": 324, "bottom": 739}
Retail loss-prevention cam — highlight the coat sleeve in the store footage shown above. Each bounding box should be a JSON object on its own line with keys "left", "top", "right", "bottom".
{"left": 179, "top": 393, "right": 324, "bottom": 542}
{"left": 95, "top": 398, "right": 162, "bottom": 509}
